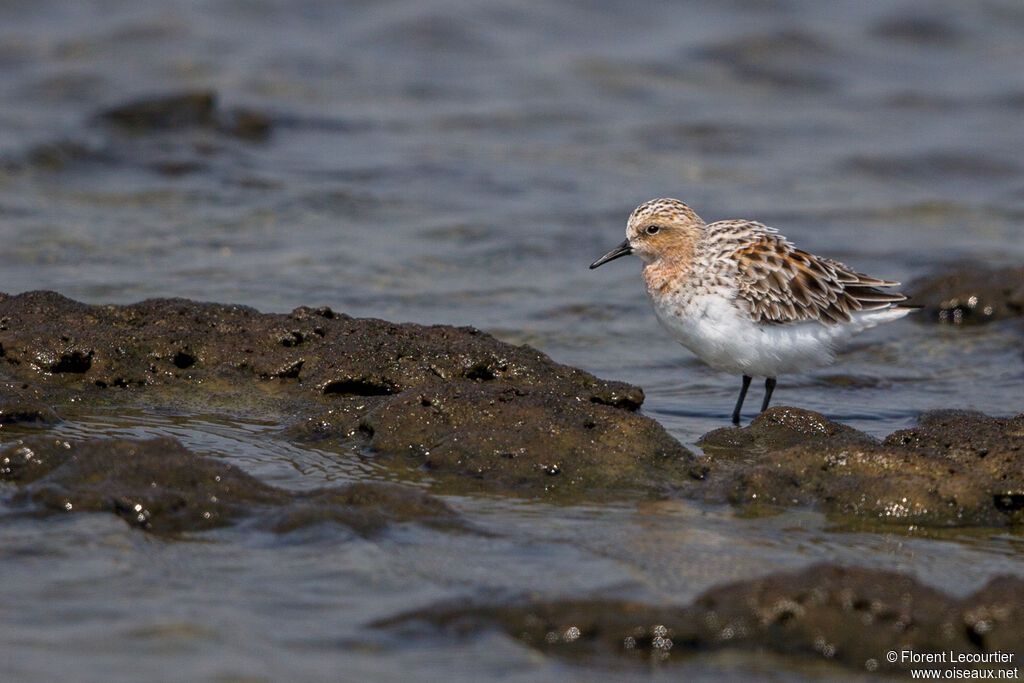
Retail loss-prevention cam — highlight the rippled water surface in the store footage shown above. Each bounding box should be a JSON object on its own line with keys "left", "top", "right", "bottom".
{"left": 1, "top": 0, "right": 1023, "bottom": 680}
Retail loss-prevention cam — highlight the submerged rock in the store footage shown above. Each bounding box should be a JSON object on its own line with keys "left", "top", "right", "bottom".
{"left": 99, "top": 91, "right": 218, "bottom": 130}
{"left": 696, "top": 407, "right": 1024, "bottom": 529}
{"left": 909, "top": 264, "right": 1024, "bottom": 325}
{"left": 97, "top": 90, "right": 272, "bottom": 140}
{"left": 0, "top": 382, "right": 61, "bottom": 426}
{"left": 0, "top": 435, "right": 463, "bottom": 536}
{"left": 0, "top": 291, "right": 696, "bottom": 499}
{"left": 691, "top": 29, "right": 837, "bottom": 92}
{"left": 6, "top": 91, "right": 274, "bottom": 175}
{"left": 263, "top": 481, "right": 462, "bottom": 535}
{"left": 379, "top": 563, "right": 1024, "bottom": 673}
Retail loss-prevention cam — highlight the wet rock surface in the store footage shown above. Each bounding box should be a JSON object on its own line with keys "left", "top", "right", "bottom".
{"left": 0, "top": 291, "right": 696, "bottom": 498}
{"left": 691, "top": 29, "right": 838, "bottom": 92}
{"left": 0, "top": 435, "right": 463, "bottom": 536}
{"left": 0, "top": 291, "right": 1020, "bottom": 523}
{"left": 379, "top": 563, "right": 1024, "bottom": 673}
{"left": 350, "top": 382, "right": 703, "bottom": 495}
{"left": 696, "top": 407, "right": 1024, "bottom": 529}
{"left": 909, "top": 264, "right": 1024, "bottom": 325}
{"left": 0, "top": 382, "right": 61, "bottom": 426}
{"left": 5, "top": 90, "right": 273, "bottom": 176}
{"left": 699, "top": 406, "right": 875, "bottom": 456}
{"left": 97, "top": 90, "right": 273, "bottom": 141}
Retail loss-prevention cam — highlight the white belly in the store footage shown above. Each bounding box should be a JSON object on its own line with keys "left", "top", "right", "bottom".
{"left": 650, "top": 292, "right": 905, "bottom": 377}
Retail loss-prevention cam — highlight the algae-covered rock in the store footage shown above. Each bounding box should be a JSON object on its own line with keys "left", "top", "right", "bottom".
{"left": 97, "top": 90, "right": 272, "bottom": 140}
{"left": 5, "top": 290, "right": 1016, "bottom": 519}
{"left": 696, "top": 407, "right": 1024, "bottom": 529}
{"left": 0, "top": 436, "right": 463, "bottom": 536}
{"left": 699, "top": 406, "right": 874, "bottom": 457}
{"left": 379, "top": 563, "right": 1024, "bottom": 674}
{"left": 263, "top": 482, "right": 464, "bottom": 535}
{"left": 909, "top": 264, "right": 1024, "bottom": 325}
{"left": 0, "top": 291, "right": 696, "bottom": 499}
{"left": 9, "top": 91, "right": 273, "bottom": 176}
{"left": 356, "top": 382, "right": 703, "bottom": 495}
{"left": 0, "top": 382, "right": 61, "bottom": 426}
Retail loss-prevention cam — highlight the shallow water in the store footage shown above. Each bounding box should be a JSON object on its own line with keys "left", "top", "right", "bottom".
{"left": 1, "top": 0, "right": 1023, "bottom": 679}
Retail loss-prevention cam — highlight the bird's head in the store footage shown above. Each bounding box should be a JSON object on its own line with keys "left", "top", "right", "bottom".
{"left": 590, "top": 198, "right": 705, "bottom": 269}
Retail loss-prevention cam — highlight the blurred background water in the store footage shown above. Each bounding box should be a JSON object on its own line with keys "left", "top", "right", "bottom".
{"left": 1, "top": 0, "right": 1023, "bottom": 680}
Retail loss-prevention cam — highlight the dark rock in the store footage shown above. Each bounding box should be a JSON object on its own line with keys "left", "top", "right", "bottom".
{"left": 264, "top": 482, "right": 465, "bottom": 535}
{"left": 97, "top": 90, "right": 272, "bottom": 141}
{"left": 7, "top": 290, "right": 1016, "bottom": 523}
{"left": 696, "top": 407, "right": 1024, "bottom": 529}
{"left": 0, "top": 435, "right": 463, "bottom": 536}
{"left": 12, "top": 92, "right": 273, "bottom": 175}
{"left": 699, "top": 406, "right": 873, "bottom": 457}
{"left": 0, "top": 436, "right": 72, "bottom": 484}
{"left": 884, "top": 410, "right": 1024, "bottom": 493}
{"left": 3, "top": 436, "right": 277, "bottom": 532}
{"left": 0, "top": 291, "right": 696, "bottom": 499}
{"left": 20, "top": 139, "right": 111, "bottom": 171}
{"left": 357, "top": 383, "right": 700, "bottom": 495}
{"left": 871, "top": 15, "right": 965, "bottom": 46}
{"left": 149, "top": 160, "right": 206, "bottom": 176}
{"left": 908, "top": 264, "right": 1024, "bottom": 325}
{"left": 0, "top": 382, "right": 60, "bottom": 425}
{"left": 636, "top": 121, "right": 758, "bottom": 156}
{"left": 379, "top": 563, "right": 1024, "bottom": 673}
{"left": 216, "top": 107, "right": 273, "bottom": 141}
{"left": 965, "top": 576, "right": 1024, "bottom": 653}
{"left": 691, "top": 29, "right": 837, "bottom": 91}
{"left": 99, "top": 91, "right": 216, "bottom": 130}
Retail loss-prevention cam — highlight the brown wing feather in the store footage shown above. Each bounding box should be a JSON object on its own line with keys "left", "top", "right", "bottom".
{"left": 728, "top": 232, "right": 907, "bottom": 325}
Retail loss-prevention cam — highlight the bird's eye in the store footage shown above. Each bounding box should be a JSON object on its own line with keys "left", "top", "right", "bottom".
{"left": 645, "top": 225, "right": 660, "bottom": 235}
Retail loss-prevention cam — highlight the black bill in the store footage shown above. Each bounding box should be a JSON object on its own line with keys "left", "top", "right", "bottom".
{"left": 589, "top": 240, "right": 633, "bottom": 269}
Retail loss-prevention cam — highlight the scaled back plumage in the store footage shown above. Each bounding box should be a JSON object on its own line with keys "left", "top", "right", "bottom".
{"left": 709, "top": 222, "right": 909, "bottom": 325}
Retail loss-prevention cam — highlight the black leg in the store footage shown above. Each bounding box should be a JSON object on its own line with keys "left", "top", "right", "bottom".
{"left": 761, "top": 377, "right": 777, "bottom": 413}
{"left": 732, "top": 375, "right": 752, "bottom": 425}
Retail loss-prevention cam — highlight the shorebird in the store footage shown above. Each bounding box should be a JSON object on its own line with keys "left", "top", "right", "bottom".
{"left": 590, "top": 198, "right": 915, "bottom": 424}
